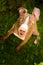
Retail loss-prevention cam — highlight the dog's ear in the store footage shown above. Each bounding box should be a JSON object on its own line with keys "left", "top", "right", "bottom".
{"left": 32, "top": 7, "right": 40, "bottom": 21}
{"left": 18, "top": 7, "right": 27, "bottom": 14}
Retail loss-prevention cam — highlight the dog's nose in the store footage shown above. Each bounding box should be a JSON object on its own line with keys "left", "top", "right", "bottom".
{"left": 19, "top": 29, "right": 26, "bottom": 37}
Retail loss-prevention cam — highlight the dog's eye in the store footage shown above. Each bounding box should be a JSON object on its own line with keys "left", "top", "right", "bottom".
{"left": 34, "top": 14, "right": 35, "bottom": 17}
{"left": 20, "top": 19, "right": 23, "bottom": 21}
{"left": 20, "top": 18, "right": 24, "bottom": 24}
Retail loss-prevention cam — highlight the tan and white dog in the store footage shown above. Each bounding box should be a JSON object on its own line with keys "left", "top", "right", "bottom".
{"left": 0, "top": 7, "right": 40, "bottom": 52}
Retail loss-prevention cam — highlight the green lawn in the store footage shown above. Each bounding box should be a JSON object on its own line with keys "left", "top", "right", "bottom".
{"left": 0, "top": 2, "right": 43, "bottom": 65}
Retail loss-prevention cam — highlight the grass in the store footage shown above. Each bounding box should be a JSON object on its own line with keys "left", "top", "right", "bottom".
{"left": 0, "top": 3, "right": 43, "bottom": 65}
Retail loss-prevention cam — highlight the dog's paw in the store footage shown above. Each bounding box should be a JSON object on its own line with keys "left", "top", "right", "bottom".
{"left": 15, "top": 47, "right": 20, "bottom": 52}
{"left": 34, "top": 40, "right": 38, "bottom": 44}
{"left": 0, "top": 37, "right": 4, "bottom": 42}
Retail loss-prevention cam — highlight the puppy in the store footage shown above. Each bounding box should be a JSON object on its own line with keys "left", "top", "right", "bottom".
{"left": 0, "top": 7, "right": 40, "bottom": 51}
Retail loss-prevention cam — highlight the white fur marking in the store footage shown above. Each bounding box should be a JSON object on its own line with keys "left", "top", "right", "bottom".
{"left": 25, "top": 16, "right": 29, "bottom": 24}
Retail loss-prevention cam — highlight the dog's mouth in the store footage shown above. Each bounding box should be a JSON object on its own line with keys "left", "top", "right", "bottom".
{"left": 18, "top": 29, "right": 26, "bottom": 37}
